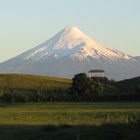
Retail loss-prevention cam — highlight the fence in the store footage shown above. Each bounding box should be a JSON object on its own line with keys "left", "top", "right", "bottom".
{"left": 1, "top": 112, "right": 138, "bottom": 125}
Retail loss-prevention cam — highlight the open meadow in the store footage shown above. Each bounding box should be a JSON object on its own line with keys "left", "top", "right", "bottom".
{"left": 0, "top": 102, "right": 140, "bottom": 139}
{"left": 0, "top": 102, "right": 140, "bottom": 125}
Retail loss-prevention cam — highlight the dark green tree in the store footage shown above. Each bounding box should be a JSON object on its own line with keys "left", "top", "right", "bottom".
{"left": 95, "top": 83, "right": 104, "bottom": 96}
{"left": 70, "top": 73, "right": 93, "bottom": 100}
{"left": 136, "top": 85, "right": 140, "bottom": 93}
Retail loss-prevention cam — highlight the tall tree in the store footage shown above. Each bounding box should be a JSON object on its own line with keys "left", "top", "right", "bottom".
{"left": 71, "top": 73, "right": 92, "bottom": 99}
{"left": 136, "top": 85, "right": 140, "bottom": 94}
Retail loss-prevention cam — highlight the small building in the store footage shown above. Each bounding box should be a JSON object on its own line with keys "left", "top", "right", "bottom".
{"left": 88, "top": 69, "right": 105, "bottom": 78}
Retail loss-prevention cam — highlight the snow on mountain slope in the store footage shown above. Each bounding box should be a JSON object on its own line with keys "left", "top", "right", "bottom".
{"left": 0, "top": 26, "right": 140, "bottom": 80}
{"left": 14, "top": 26, "right": 132, "bottom": 61}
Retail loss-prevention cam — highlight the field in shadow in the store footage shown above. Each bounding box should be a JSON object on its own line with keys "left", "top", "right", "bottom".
{"left": 0, "top": 123, "right": 140, "bottom": 140}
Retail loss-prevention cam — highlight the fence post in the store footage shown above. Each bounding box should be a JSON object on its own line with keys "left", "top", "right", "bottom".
{"left": 29, "top": 115, "right": 32, "bottom": 123}
{"left": 107, "top": 115, "right": 110, "bottom": 123}
{"left": 11, "top": 113, "right": 14, "bottom": 123}
{"left": 126, "top": 115, "right": 129, "bottom": 124}
{"left": 77, "top": 133, "right": 80, "bottom": 140}
{"left": 69, "top": 115, "right": 72, "bottom": 125}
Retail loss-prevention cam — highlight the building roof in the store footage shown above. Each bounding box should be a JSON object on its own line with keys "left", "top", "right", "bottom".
{"left": 88, "top": 69, "right": 105, "bottom": 73}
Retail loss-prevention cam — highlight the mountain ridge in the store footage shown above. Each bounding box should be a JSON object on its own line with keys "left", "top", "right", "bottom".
{"left": 0, "top": 26, "right": 139, "bottom": 80}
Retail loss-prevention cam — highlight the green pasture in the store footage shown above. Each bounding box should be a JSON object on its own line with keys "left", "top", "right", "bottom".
{"left": 0, "top": 102, "right": 139, "bottom": 125}
{"left": 0, "top": 74, "right": 71, "bottom": 90}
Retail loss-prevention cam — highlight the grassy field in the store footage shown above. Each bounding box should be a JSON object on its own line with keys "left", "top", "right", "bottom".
{"left": 0, "top": 102, "right": 140, "bottom": 140}
{"left": 0, "top": 74, "right": 71, "bottom": 90}
{"left": 0, "top": 102, "right": 140, "bottom": 125}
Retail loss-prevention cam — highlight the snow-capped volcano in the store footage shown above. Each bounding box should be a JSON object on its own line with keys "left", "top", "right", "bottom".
{"left": 17, "top": 26, "right": 132, "bottom": 61}
{"left": 0, "top": 26, "right": 140, "bottom": 80}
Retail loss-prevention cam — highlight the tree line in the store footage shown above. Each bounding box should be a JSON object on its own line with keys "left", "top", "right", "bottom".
{"left": 0, "top": 73, "right": 140, "bottom": 102}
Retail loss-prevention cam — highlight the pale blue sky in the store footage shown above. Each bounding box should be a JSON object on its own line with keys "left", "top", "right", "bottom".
{"left": 0, "top": 0, "right": 140, "bottom": 62}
